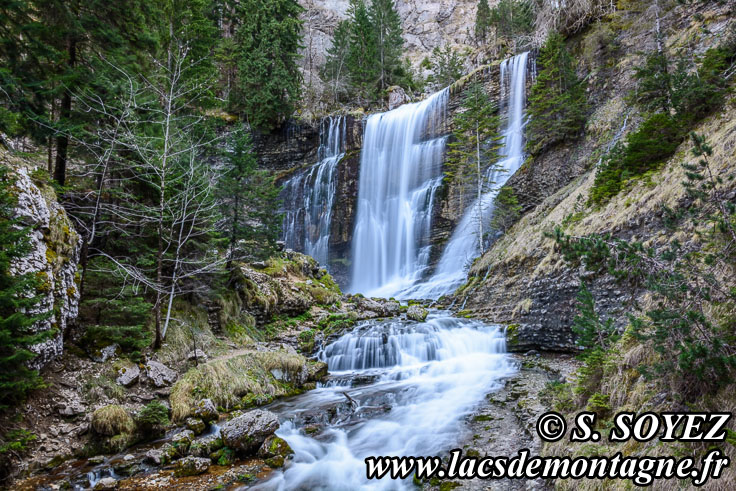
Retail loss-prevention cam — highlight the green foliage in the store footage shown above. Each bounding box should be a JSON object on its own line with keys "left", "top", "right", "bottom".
{"left": 488, "top": 0, "right": 534, "bottom": 53}
{"left": 0, "top": 429, "right": 36, "bottom": 455}
{"left": 475, "top": 0, "right": 492, "bottom": 43}
{"left": 322, "top": 0, "right": 407, "bottom": 104}
{"left": 427, "top": 46, "right": 464, "bottom": 88}
{"left": 571, "top": 283, "right": 619, "bottom": 352}
{"left": 369, "top": 0, "right": 404, "bottom": 91}
{"left": 217, "top": 128, "right": 282, "bottom": 268}
{"left": 589, "top": 114, "right": 682, "bottom": 205}
{"left": 585, "top": 392, "right": 611, "bottom": 417}
{"left": 229, "top": 0, "right": 304, "bottom": 130}
{"left": 526, "top": 33, "right": 587, "bottom": 155}
{"left": 490, "top": 185, "right": 522, "bottom": 234}
{"left": 0, "top": 165, "right": 50, "bottom": 410}
{"left": 136, "top": 401, "right": 170, "bottom": 438}
{"left": 446, "top": 81, "right": 502, "bottom": 253}
{"left": 554, "top": 135, "right": 736, "bottom": 398}
{"left": 322, "top": 20, "right": 352, "bottom": 103}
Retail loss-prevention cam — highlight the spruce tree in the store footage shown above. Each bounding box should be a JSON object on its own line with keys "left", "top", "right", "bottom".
{"left": 217, "top": 129, "right": 282, "bottom": 271}
{"left": 475, "top": 0, "right": 491, "bottom": 43}
{"left": 368, "top": 0, "right": 404, "bottom": 91}
{"left": 347, "top": 0, "right": 379, "bottom": 100}
{"left": 526, "top": 32, "right": 587, "bottom": 155}
{"left": 428, "top": 46, "right": 464, "bottom": 88}
{"left": 322, "top": 20, "right": 352, "bottom": 103}
{"left": 0, "top": 165, "right": 50, "bottom": 409}
{"left": 231, "top": 0, "right": 304, "bottom": 130}
{"left": 446, "top": 81, "right": 501, "bottom": 253}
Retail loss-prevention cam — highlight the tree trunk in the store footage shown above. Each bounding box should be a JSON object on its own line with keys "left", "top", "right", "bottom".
{"left": 476, "top": 124, "right": 484, "bottom": 254}
{"left": 54, "top": 38, "right": 77, "bottom": 186}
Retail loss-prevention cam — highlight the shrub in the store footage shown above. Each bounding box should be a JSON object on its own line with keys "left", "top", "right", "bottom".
{"left": 91, "top": 405, "right": 136, "bottom": 436}
{"left": 136, "top": 401, "right": 170, "bottom": 438}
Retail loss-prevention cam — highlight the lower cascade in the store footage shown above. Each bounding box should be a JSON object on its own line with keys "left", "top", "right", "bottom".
{"left": 252, "top": 312, "right": 515, "bottom": 490}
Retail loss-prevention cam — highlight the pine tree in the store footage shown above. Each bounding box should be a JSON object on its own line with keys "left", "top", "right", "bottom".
{"left": 218, "top": 129, "right": 282, "bottom": 272}
{"left": 231, "top": 0, "right": 304, "bottom": 130}
{"left": 526, "top": 32, "right": 587, "bottom": 155}
{"left": 446, "top": 81, "right": 502, "bottom": 253}
{"left": 321, "top": 20, "right": 352, "bottom": 103}
{"left": 368, "top": 0, "right": 404, "bottom": 91}
{"left": 490, "top": 185, "right": 522, "bottom": 233}
{"left": 475, "top": 0, "right": 492, "bottom": 43}
{"left": 489, "top": 0, "right": 534, "bottom": 52}
{"left": 346, "top": 0, "right": 379, "bottom": 100}
{"left": 0, "top": 165, "right": 50, "bottom": 409}
{"left": 428, "top": 46, "right": 464, "bottom": 88}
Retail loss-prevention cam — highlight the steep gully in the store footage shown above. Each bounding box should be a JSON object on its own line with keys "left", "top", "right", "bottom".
{"left": 255, "top": 53, "right": 535, "bottom": 489}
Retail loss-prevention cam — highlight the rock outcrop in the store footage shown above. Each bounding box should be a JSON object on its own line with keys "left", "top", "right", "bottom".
{"left": 5, "top": 157, "right": 81, "bottom": 369}
{"left": 220, "top": 409, "right": 280, "bottom": 453}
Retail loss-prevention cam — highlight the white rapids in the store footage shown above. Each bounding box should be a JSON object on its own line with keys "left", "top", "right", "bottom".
{"left": 250, "top": 312, "right": 515, "bottom": 490}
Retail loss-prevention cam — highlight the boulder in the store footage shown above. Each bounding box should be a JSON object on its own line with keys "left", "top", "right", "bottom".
{"left": 171, "top": 429, "right": 194, "bottom": 449}
{"left": 187, "top": 349, "right": 208, "bottom": 363}
{"left": 185, "top": 417, "right": 206, "bottom": 435}
{"left": 257, "top": 435, "right": 293, "bottom": 468}
{"left": 173, "top": 456, "right": 211, "bottom": 477}
{"left": 194, "top": 399, "right": 219, "bottom": 424}
{"left": 115, "top": 364, "right": 140, "bottom": 387}
{"left": 407, "top": 305, "right": 428, "bottom": 322}
{"left": 144, "top": 449, "right": 164, "bottom": 466}
{"left": 188, "top": 434, "right": 224, "bottom": 458}
{"left": 220, "top": 409, "right": 279, "bottom": 454}
{"left": 94, "top": 477, "right": 118, "bottom": 490}
{"left": 58, "top": 401, "right": 86, "bottom": 417}
{"left": 307, "top": 361, "right": 328, "bottom": 381}
{"left": 145, "top": 361, "right": 177, "bottom": 387}
{"left": 388, "top": 85, "right": 410, "bottom": 110}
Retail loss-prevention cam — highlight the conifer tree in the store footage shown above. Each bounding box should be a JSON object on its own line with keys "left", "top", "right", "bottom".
{"left": 475, "top": 0, "right": 492, "bottom": 43}
{"left": 322, "top": 20, "right": 352, "bottom": 103}
{"left": 428, "top": 46, "right": 464, "bottom": 88}
{"left": 369, "top": 0, "right": 404, "bottom": 91}
{"left": 526, "top": 32, "right": 587, "bottom": 154}
{"left": 218, "top": 129, "right": 282, "bottom": 273}
{"left": 446, "top": 81, "right": 501, "bottom": 253}
{"left": 347, "top": 0, "right": 379, "bottom": 100}
{"left": 0, "top": 165, "right": 49, "bottom": 409}
{"left": 231, "top": 0, "right": 304, "bottom": 130}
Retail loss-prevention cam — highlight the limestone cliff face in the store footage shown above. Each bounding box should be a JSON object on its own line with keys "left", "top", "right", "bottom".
{"left": 298, "top": 0, "right": 479, "bottom": 108}
{"left": 455, "top": 1, "right": 735, "bottom": 352}
{"left": 5, "top": 157, "right": 81, "bottom": 368}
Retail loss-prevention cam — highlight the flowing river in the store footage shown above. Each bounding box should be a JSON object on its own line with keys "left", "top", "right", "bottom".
{"left": 251, "top": 312, "right": 516, "bottom": 490}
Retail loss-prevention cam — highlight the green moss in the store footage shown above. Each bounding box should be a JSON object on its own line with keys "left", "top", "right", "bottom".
{"left": 505, "top": 323, "right": 519, "bottom": 347}
{"left": 472, "top": 414, "right": 494, "bottom": 422}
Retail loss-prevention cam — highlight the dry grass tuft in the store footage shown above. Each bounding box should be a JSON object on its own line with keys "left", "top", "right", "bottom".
{"left": 170, "top": 350, "right": 307, "bottom": 422}
{"left": 91, "top": 405, "right": 136, "bottom": 436}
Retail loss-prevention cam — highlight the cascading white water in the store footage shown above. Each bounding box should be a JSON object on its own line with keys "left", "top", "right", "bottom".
{"left": 349, "top": 90, "right": 448, "bottom": 298}
{"left": 281, "top": 116, "right": 346, "bottom": 267}
{"left": 252, "top": 312, "right": 514, "bottom": 490}
{"left": 402, "top": 52, "right": 530, "bottom": 300}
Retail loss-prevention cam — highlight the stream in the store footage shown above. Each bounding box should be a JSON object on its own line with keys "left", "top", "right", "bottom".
{"left": 252, "top": 311, "right": 516, "bottom": 490}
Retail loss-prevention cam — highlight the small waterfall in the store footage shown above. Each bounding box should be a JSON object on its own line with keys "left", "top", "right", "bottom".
{"left": 403, "top": 51, "right": 530, "bottom": 299}
{"left": 281, "top": 116, "right": 346, "bottom": 267}
{"left": 349, "top": 89, "right": 449, "bottom": 298}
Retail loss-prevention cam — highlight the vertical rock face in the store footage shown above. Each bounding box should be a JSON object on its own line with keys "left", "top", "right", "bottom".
{"left": 9, "top": 165, "right": 81, "bottom": 369}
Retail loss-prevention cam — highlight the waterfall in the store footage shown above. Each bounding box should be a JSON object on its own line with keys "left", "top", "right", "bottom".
{"left": 281, "top": 116, "right": 346, "bottom": 268}
{"left": 402, "top": 51, "right": 530, "bottom": 300}
{"left": 349, "top": 89, "right": 449, "bottom": 298}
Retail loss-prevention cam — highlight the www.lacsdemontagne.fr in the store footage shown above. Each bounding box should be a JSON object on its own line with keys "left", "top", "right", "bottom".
{"left": 365, "top": 448, "right": 729, "bottom": 486}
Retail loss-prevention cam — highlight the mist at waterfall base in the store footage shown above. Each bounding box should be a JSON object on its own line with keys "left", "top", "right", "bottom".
{"left": 250, "top": 313, "right": 514, "bottom": 490}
